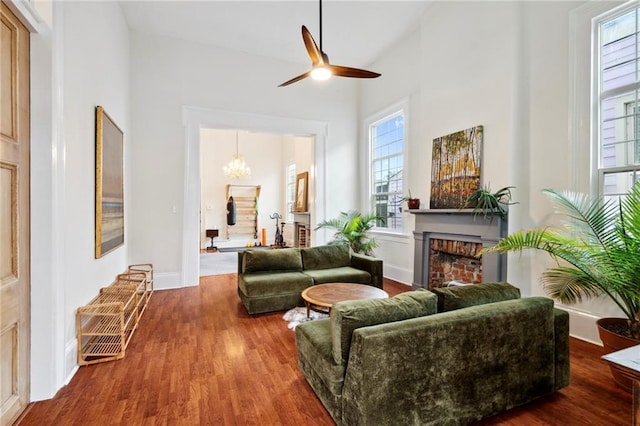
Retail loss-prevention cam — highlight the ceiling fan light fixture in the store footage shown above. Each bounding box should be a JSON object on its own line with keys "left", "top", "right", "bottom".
{"left": 310, "top": 66, "right": 332, "bottom": 81}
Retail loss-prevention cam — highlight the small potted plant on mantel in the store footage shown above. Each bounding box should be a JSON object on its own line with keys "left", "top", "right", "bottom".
{"left": 483, "top": 183, "right": 640, "bottom": 391}
{"left": 402, "top": 190, "right": 421, "bottom": 210}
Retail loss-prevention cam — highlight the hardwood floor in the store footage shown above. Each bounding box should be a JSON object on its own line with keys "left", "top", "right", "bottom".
{"left": 17, "top": 276, "right": 631, "bottom": 425}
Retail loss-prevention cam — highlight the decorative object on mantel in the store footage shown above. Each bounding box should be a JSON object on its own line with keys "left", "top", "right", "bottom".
{"left": 430, "top": 125, "right": 483, "bottom": 209}
{"left": 402, "top": 189, "right": 420, "bottom": 210}
{"left": 462, "top": 184, "right": 517, "bottom": 220}
{"left": 279, "top": 0, "right": 381, "bottom": 86}
{"left": 223, "top": 131, "right": 251, "bottom": 179}
{"left": 316, "top": 210, "right": 383, "bottom": 256}
{"left": 483, "top": 183, "right": 640, "bottom": 391}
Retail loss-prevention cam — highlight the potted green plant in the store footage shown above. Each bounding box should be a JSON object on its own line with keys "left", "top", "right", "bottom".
{"left": 483, "top": 183, "right": 640, "bottom": 390}
{"left": 462, "top": 184, "right": 517, "bottom": 220}
{"left": 402, "top": 190, "right": 421, "bottom": 210}
{"left": 315, "top": 210, "right": 384, "bottom": 256}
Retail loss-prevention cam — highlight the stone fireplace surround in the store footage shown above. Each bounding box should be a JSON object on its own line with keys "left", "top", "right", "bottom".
{"left": 410, "top": 209, "right": 508, "bottom": 289}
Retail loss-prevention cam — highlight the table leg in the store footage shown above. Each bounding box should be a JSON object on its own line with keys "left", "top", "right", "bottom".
{"left": 634, "top": 379, "right": 640, "bottom": 426}
{"left": 305, "top": 302, "right": 310, "bottom": 319}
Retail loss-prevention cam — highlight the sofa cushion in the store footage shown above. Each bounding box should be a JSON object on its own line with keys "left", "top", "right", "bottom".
{"left": 303, "top": 267, "right": 371, "bottom": 285}
{"left": 302, "top": 244, "right": 351, "bottom": 270}
{"left": 242, "top": 248, "right": 302, "bottom": 273}
{"left": 430, "top": 282, "right": 521, "bottom": 312}
{"left": 331, "top": 290, "right": 437, "bottom": 364}
{"left": 238, "top": 271, "right": 312, "bottom": 297}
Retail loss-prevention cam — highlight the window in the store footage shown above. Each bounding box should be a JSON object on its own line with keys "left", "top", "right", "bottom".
{"left": 286, "top": 163, "right": 296, "bottom": 221}
{"left": 370, "top": 110, "right": 404, "bottom": 232}
{"left": 596, "top": 4, "right": 640, "bottom": 200}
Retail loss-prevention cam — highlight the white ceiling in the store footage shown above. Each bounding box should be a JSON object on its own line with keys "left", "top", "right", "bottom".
{"left": 119, "top": 1, "right": 430, "bottom": 68}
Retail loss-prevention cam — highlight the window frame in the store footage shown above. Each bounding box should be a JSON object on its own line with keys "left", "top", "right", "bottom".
{"left": 285, "top": 163, "right": 296, "bottom": 222}
{"left": 365, "top": 100, "right": 409, "bottom": 234}
{"left": 593, "top": 1, "right": 640, "bottom": 198}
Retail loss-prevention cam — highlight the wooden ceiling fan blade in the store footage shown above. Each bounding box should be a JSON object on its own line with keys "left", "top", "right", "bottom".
{"left": 278, "top": 70, "right": 312, "bottom": 87}
{"left": 329, "top": 64, "right": 381, "bottom": 79}
{"left": 302, "top": 25, "right": 322, "bottom": 65}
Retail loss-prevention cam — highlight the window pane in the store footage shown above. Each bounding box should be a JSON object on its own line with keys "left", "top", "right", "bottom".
{"left": 286, "top": 164, "right": 296, "bottom": 221}
{"left": 601, "top": 91, "right": 640, "bottom": 167}
{"left": 603, "top": 170, "right": 640, "bottom": 198}
{"left": 597, "top": 5, "right": 640, "bottom": 197}
{"left": 370, "top": 111, "right": 404, "bottom": 232}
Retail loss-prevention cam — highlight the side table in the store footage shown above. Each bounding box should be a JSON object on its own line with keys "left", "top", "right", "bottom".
{"left": 602, "top": 344, "right": 640, "bottom": 425}
{"left": 206, "top": 229, "right": 219, "bottom": 251}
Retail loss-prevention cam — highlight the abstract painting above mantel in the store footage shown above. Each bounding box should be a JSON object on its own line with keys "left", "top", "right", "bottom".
{"left": 430, "top": 125, "right": 483, "bottom": 209}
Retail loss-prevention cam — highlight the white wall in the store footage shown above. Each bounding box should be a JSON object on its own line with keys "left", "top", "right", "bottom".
{"left": 359, "top": 30, "right": 422, "bottom": 285}
{"left": 128, "top": 31, "right": 358, "bottom": 288}
{"left": 62, "top": 0, "right": 130, "bottom": 377}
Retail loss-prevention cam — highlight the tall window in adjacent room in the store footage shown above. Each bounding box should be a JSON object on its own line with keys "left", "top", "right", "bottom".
{"left": 286, "top": 163, "right": 296, "bottom": 222}
{"left": 596, "top": 4, "right": 640, "bottom": 200}
{"left": 369, "top": 110, "right": 404, "bottom": 232}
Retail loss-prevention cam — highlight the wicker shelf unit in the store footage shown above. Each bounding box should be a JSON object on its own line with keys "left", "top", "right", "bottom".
{"left": 76, "top": 264, "right": 153, "bottom": 366}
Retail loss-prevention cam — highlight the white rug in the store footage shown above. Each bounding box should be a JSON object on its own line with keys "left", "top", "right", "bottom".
{"left": 199, "top": 252, "right": 238, "bottom": 276}
{"left": 283, "top": 307, "right": 328, "bottom": 330}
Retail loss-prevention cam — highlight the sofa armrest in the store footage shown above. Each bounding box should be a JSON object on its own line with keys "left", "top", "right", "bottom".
{"left": 350, "top": 253, "right": 383, "bottom": 289}
{"left": 237, "top": 251, "right": 246, "bottom": 274}
{"left": 553, "top": 307, "right": 570, "bottom": 390}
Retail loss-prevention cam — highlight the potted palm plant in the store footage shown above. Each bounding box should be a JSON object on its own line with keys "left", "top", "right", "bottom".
{"left": 315, "top": 210, "right": 384, "bottom": 256}
{"left": 483, "top": 183, "right": 640, "bottom": 390}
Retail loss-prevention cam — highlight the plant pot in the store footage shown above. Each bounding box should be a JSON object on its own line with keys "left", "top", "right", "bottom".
{"left": 597, "top": 317, "right": 639, "bottom": 392}
{"left": 407, "top": 198, "right": 420, "bottom": 210}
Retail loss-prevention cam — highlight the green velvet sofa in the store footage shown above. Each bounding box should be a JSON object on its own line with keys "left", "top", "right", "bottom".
{"left": 295, "top": 282, "right": 570, "bottom": 425}
{"left": 237, "top": 244, "right": 383, "bottom": 315}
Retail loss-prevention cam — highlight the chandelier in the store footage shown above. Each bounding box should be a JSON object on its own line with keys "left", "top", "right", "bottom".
{"left": 223, "top": 131, "right": 251, "bottom": 179}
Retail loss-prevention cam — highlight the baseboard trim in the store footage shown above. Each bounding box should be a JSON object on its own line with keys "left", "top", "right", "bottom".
{"left": 383, "top": 264, "right": 413, "bottom": 286}
{"left": 557, "top": 306, "right": 603, "bottom": 346}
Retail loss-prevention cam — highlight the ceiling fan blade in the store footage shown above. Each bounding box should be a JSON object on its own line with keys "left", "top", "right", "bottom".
{"left": 302, "top": 25, "right": 322, "bottom": 65}
{"left": 278, "top": 70, "right": 312, "bottom": 87}
{"left": 328, "top": 64, "right": 381, "bottom": 79}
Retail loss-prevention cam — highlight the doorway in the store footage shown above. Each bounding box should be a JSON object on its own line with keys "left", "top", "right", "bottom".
{"left": 182, "top": 107, "right": 328, "bottom": 286}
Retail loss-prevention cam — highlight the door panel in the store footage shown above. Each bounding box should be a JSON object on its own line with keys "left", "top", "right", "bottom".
{"left": 0, "top": 3, "right": 30, "bottom": 425}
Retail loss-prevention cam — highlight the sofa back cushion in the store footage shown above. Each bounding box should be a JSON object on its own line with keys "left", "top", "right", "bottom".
{"left": 302, "top": 244, "right": 351, "bottom": 270}
{"left": 430, "top": 282, "right": 521, "bottom": 312}
{"left": 242, "top": 248, "right": 302, "bottom": 273}
{"left": 331, "top": 290, "right": 437, "bottom": 364}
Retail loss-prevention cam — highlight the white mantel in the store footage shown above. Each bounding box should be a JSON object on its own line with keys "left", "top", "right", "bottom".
{"left": 410, "top": 209, "right": 508, "bottom": 289}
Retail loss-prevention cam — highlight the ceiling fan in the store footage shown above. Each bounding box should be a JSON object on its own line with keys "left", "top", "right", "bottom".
{"left": 279, "top": 0, "right": 381, "bottom": 87}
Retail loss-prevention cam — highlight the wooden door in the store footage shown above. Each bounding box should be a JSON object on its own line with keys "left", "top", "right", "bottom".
{"left": 1, "top": 3, "right": 30, "bottom": 424}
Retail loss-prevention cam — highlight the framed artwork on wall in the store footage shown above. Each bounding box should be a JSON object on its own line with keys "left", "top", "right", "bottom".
{"left": 294, "top": 171, "right": 308, "bottom": 212}
{"left": 430, "top": 125, "right": 483, "bottom": 209}
{"left": 95, "top": 105, "right": 125, "bottom": 258}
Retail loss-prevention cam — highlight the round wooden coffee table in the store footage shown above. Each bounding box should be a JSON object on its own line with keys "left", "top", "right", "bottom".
{"left": 301, "top": 283, "right": 389, "bottom": 319}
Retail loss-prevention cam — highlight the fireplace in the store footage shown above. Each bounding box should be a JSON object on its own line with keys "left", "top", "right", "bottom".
{"left": 410, "top": 209, "right": 507, "bottom": 289}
